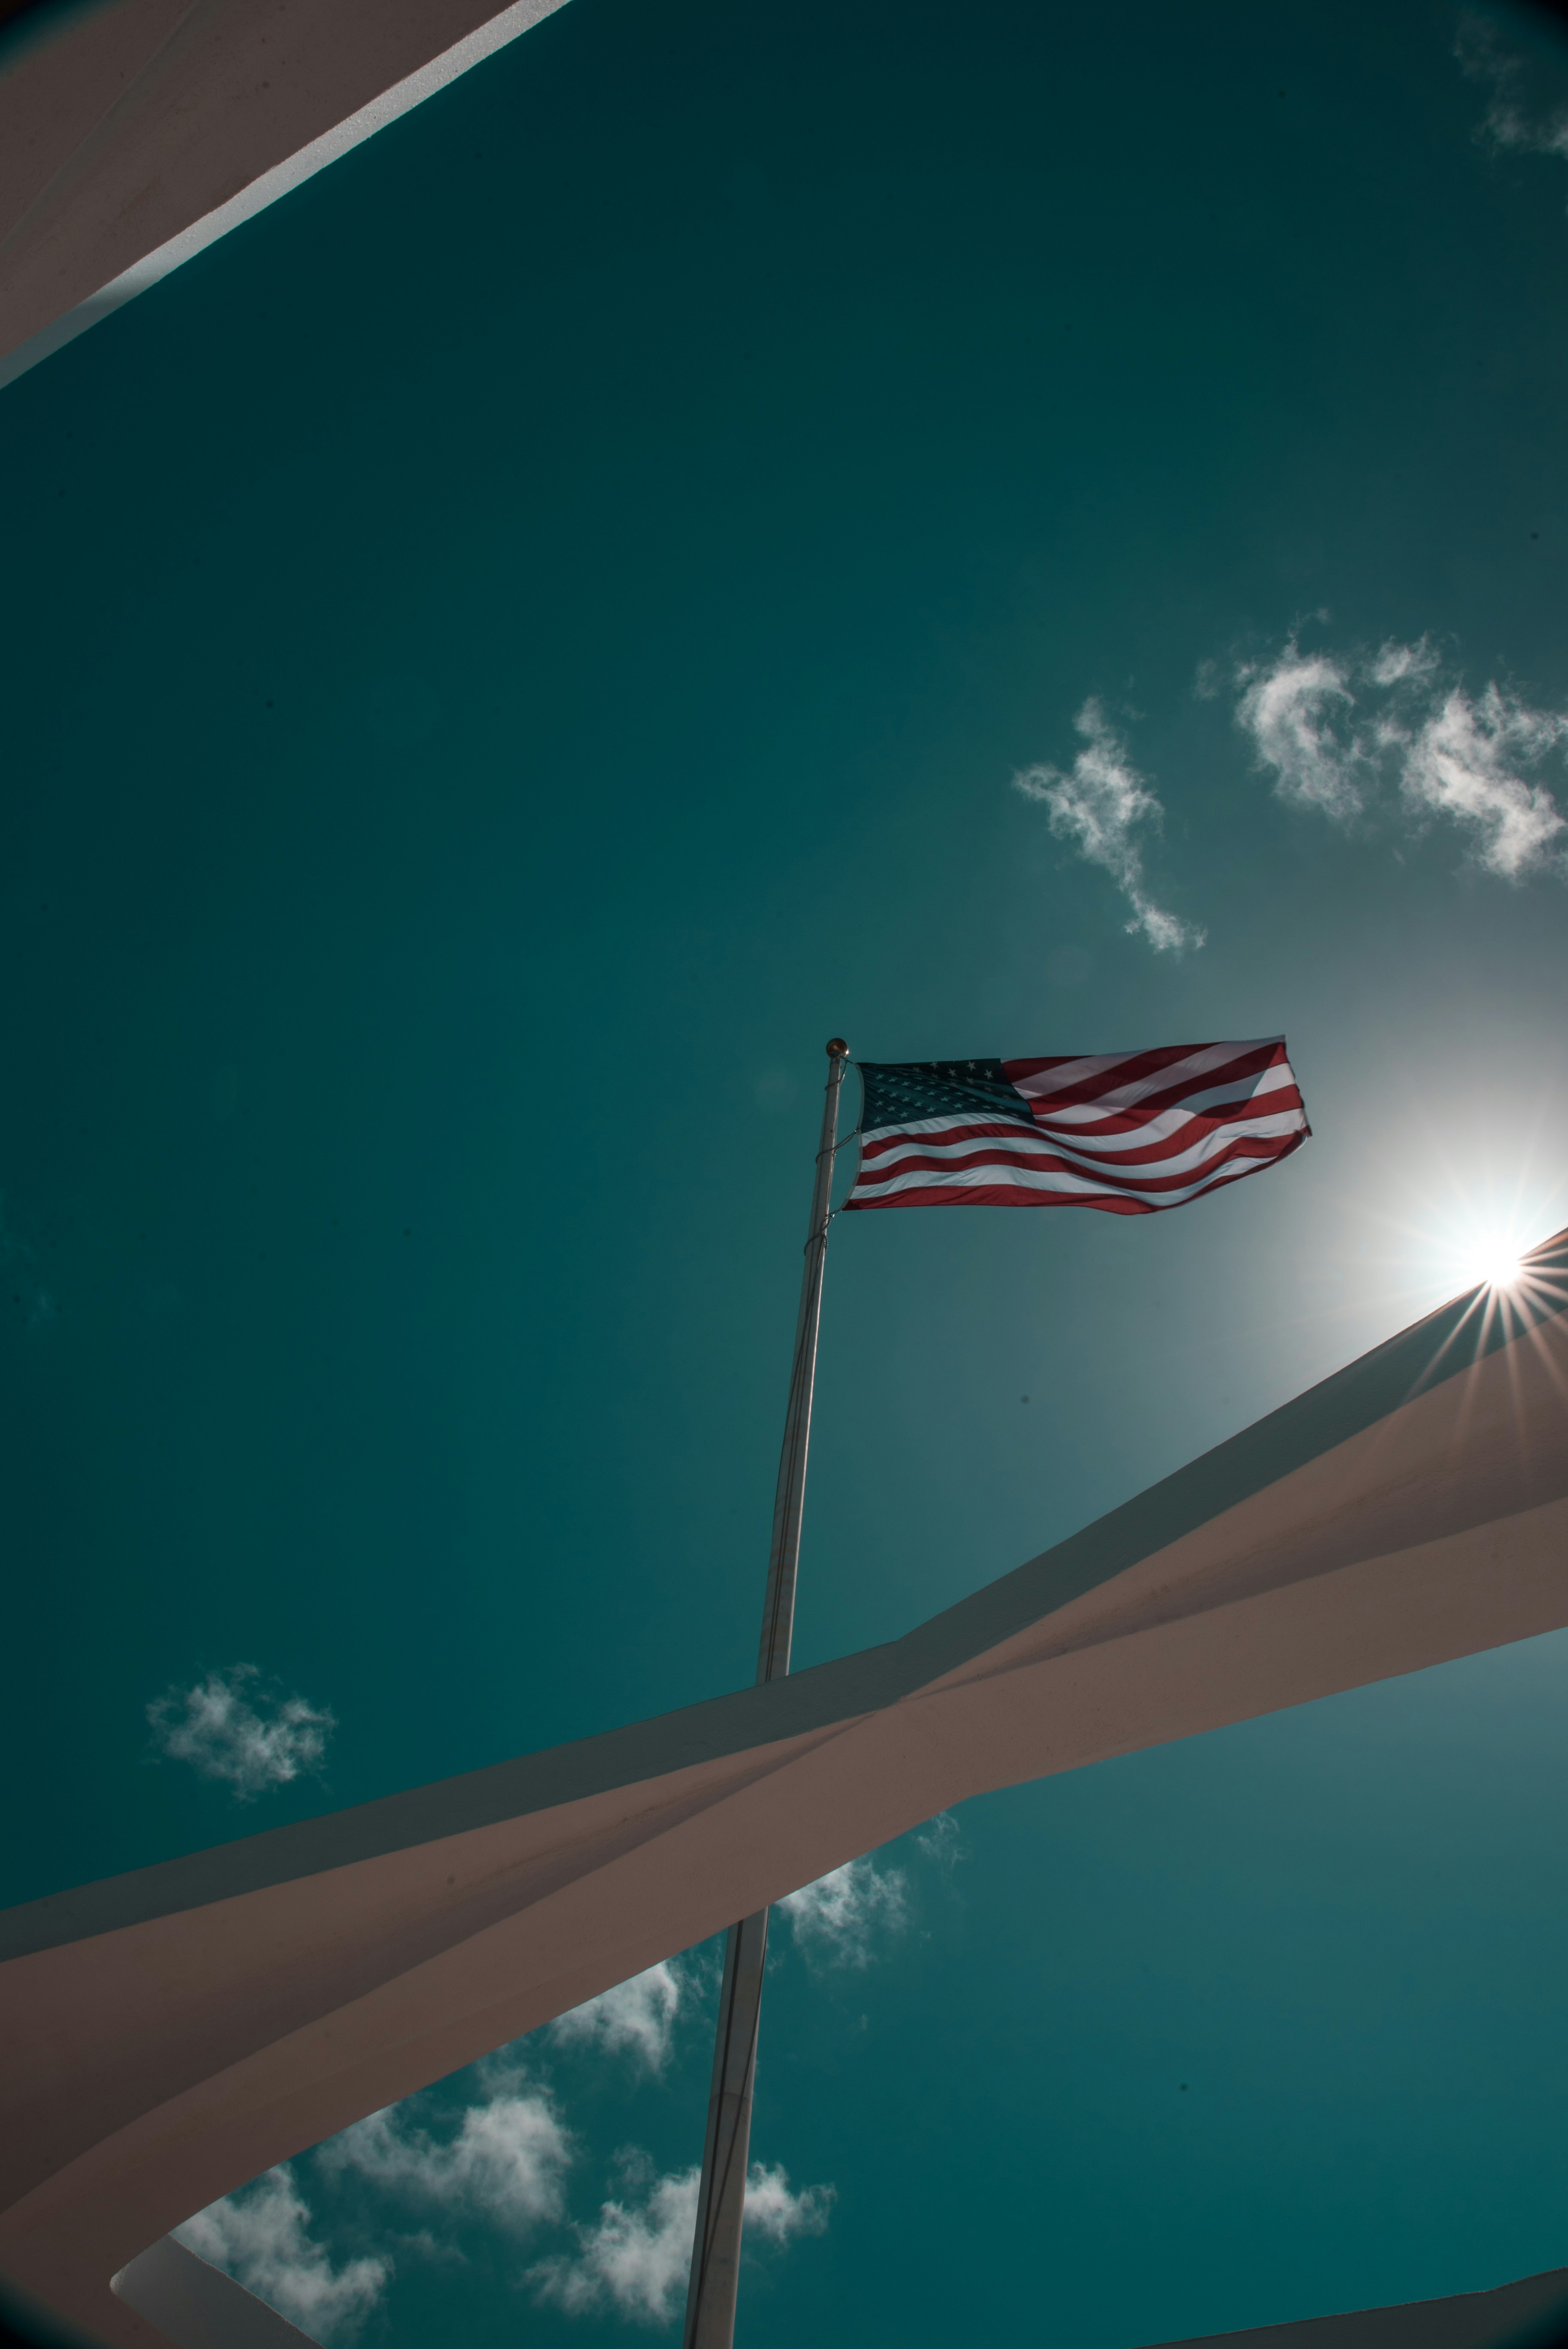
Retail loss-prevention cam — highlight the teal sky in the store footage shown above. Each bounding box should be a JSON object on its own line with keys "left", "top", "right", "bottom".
{"left": 6, "top": 0, "right": 1568, "bottom": 2342}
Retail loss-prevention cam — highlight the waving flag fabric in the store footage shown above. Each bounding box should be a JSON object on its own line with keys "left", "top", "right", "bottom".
{"left": 843, "top": 1038, "right": 1308, "bottom": 1215}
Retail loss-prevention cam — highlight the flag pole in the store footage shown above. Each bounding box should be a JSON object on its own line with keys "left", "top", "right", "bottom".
{"left": 681, "top": 1037, "right": 851, "bottom": 2349}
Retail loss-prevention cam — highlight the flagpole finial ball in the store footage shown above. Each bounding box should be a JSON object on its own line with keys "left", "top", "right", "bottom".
{"left": 826, "top": 1038, "right": 849, "bottom": 1058}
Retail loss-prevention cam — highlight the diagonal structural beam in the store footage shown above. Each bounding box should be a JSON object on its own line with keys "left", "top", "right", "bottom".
{"left": 1133, "top": 2263, "right": 1568, "bottom": 2349}
{"left": 3, "top": 1237, "right": 1568, "bottom": 2346}
{"left": 0, "top": 0, "right": 572, "bottom": 386}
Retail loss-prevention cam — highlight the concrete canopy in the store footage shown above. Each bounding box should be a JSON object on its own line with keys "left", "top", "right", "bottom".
{"left": 0, "top": 0, "right": 569, "bottom": 386}
{"left": 2, "top": 1232, "right": 1568, "bottom": 2346}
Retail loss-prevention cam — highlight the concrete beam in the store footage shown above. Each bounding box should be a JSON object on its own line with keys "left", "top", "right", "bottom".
{"left": 3, "top": 1237, "right": 1567, "bottom": 2345}
{"left": 0, "top": 0, "right": 571, "bottom": 388}
{"left": 1135, "top": 2264, "right": 1568, "bottom": 2349}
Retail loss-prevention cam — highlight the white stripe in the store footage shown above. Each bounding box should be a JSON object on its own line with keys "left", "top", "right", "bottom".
{"left": 851, "top": 1147, "right": 1279, "bottom": 1206}
{"left": 858, "top": 1103, "right": 1307, "bottom": 1188}
{"left": 1035, "top": 1063, "right": 1299, "bottom": 1148}
{"left": 860, "top": 1107, "right": 1036, "bottom": 1143}
{"left": 861, "top": 1063, "right": 1296, "bottom": 1153}
{"left": 1007, "top": 1037, "right": 1283, "bottom": 1109}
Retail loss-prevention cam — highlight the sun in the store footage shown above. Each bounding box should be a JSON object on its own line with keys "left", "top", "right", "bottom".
{"left": 1458, "top": 1234, "right": 1525, "bottom": 1293}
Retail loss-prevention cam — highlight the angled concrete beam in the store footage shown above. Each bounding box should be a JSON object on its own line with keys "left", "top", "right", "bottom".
{"left": 1134, "top": 2263, "right": 1568, "bottom": 2349}
{"left": 0, "top": 0, "right": 572, "bottom": 388}
{"left": 110, "top": 2239, "right": 314, "bottom": 2348}
{"left": 3, "top": 1237, "right": 1568, "bottom": 2346}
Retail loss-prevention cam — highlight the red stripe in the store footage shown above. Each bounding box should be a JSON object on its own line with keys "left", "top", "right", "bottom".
{"left": 1026, "top": 1088, "right": 1306, "bottom": 1169}
{"left": 844, "top": 1184, "right": 1159, "bottom": 1214}
{"left": 844, "top": 1137, "right": 1305, "bottom": 1213}
{"left": 852, "top": 1127, "right": 1304, "bottom": 1197}
{"left": 1001, "top": 1043, "right": 1205, "bottom": 1089}
{"left": 1001, "top": 1042, "right": 1232, "bottom": 1100}
{"left": 860, "top": 1117, "right": 1041, "bottom": 1161}
{"left": 1031, "top": 1053, "right": 1293, "bottom": 1137}
{"left": 1003, "top": 1039, "right": 1289, "bottom": 1117}
{"left": 858, "top": 1083, "right": 1304, "bottom": 1173}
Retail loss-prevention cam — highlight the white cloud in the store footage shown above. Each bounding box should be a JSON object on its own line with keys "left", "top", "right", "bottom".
{"left": 551, "top": 1961, "right": 685, "bottom": 2073}
{"left": 1234, "top": 645, "right": 1364, "bottom": 820}
{"left": 1230, "top": 637, "right": 1568, "bottom": 883}
{"left": 321, "top": 2083, "right": 572, "bottom": 2230}
{"left": 1369, "top": 636, "right": 1439, "bottom": 689}
{"left": 739, "top": 2162, "right": 834, "bottom": 2247}
{"left": 174, "top": 2167, "right": 386, "bottom": 2343}
{"left": 1013, "top": 698, "right": 1205, "bottom": 954}
{"left": 778, "top": 1854, "right": 908, "bottom": 1970}
{"left": 528, "top": 2157, "right": 831, "bottom": 2326}
{"left": 146, "top": 1664, "right": 335, "bottom": 1801}
{"left": 530, "top": 2160, "right": 697, "bottom": 2326}
{"left": 914, "top": 1811, "right": 963, "bottom": 1869}
{"left": 1400, "top": 685, "right": 1568, "bottom": 880}
{"left": 1456, "top": 15, "right": 1568, "bottom": 160}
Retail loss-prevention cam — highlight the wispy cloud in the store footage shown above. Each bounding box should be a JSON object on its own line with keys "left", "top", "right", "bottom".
{"left": 175, "top": 2167, "right": 387, "bottom": 2343}
{"left": 529, "top": 2158, "right": 698, "bottom": 2326}
{"left": 146, "top": 1664, "right": 335, "bottom": 1801}
{"left": 1457, "top": 15, "right": 1568, "bottom": 160}
{"left": 740, "top": 2162, "right": 835, "bottom": 2247}
{"left": 914, "top": 1811, "right": 963, "bottom": 1869}
{"left": 1231, "top": 638, "right": 1568, "bottom": 882}
{"left": 320, "top": 2078, "right": 572, "bottom": 2230}
{"left": 551, "top": 1961, "right": 686, "bottom": 2074}
{"left": 1013, "top": 699, "right": 1205, "bottom": 953}
{"left": 1234, "top": 646, "right": 1363, "bottom": 820}
{"left": 1368, "top": 638, "right": 1441, "bottom": 689}
{"left": 1397, "top": 685, "right": 1568, "bottom": 879}
{"left": 778, "top": 1853, "right": 908, "bottom": 1970}
{"left": 528, "top": 2155, "right": 831, "bottom": 2326}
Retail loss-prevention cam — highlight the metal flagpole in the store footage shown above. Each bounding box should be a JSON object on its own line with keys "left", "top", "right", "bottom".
{"left": 681, "top": 1037, "right": 851, "bottom": 2349}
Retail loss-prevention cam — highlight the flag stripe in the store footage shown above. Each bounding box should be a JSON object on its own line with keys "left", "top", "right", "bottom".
{"left": 852, "top": 1161, "right": 1283, "bottom": 1215}
{"left": 856, "top": 1089, "right": 1307, "bottom": 1176}
{"left": 844, "top": 1038, "right": 1308, "bottom": 1216}
{"left": 1002, "top": 1052, "right": 1297, "bottom": 1137}
{"left": 1001, "top": 1037, "right": 1280, "bottom": 1106}
{"left": 853, "top": 1125, "right": 1304, "bottom": 1203}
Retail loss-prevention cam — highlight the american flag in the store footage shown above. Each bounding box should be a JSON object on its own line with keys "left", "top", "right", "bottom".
{"left": 843, "top": 1038, "right": 1308, "bottom": 1215}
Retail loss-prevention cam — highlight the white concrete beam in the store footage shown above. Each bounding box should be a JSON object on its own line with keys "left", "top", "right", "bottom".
{"left": 0, "top": 0, "right": 572, "bottom": 389}
{"left": 3, "top": 1238, "right": 1567, "bottom": 2345}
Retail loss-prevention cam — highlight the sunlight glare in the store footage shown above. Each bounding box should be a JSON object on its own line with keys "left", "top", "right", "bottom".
{"left": 1456, "top": 1234, "right": 1524, "bottom": 1294}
